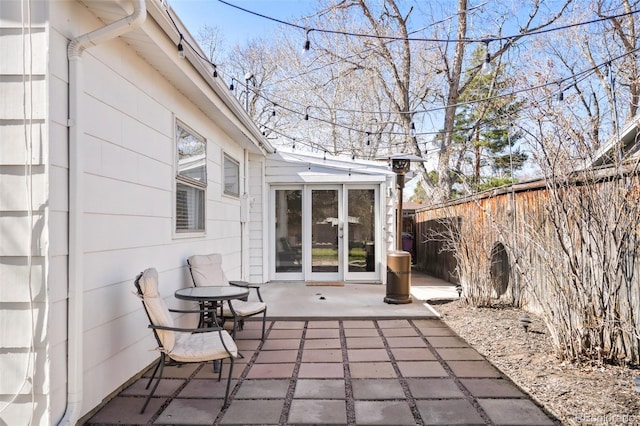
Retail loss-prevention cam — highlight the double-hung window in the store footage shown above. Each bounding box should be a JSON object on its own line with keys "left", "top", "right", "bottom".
{"left": 175, "top": 122, "right": 206, "bottom": 233}
{"left": 223, "top": 153, "right": 240, "bottom": 198}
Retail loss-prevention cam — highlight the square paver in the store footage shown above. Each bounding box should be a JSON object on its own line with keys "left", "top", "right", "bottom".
{"left": 377, "top": 319, "right": 412, "bottom": 328}
{"left": 234, "top": 329, "right": 264, "bottom": 340}
{"left": 343, "top": 320, "right": 376, "bottom": 328}
{"left": 427, "top": 336, "right": 469, "bottom": 348}
{"left": 344, "top": 328, "right": 379, "bottom": 337}
{"left": 386, "top": 336, "right": 428, "bottom": 348}
{"left": 298, "top": 362, "right": 344, "bottom": 378}
{"left": 461, "top": 378, "right": 525, "bottom": 397}
{"left": 294, "top": 379, "right": 346, "bottom": 399}
{"left": 241, "top": 319, "right": 271, "bottom": 329}
{"left": 255, "top": 349, "right": 299, "bottom": 363}
{"left": 150, "top": 363, "right": 199, "bottom": 379}
{"left": 269, "top": 329, "right": 304, "bottom": 339}
{"left": 87, "top": 396, "right": 164, "bottom": 425}
{"left": 197, "top": 361, "right": 244, "bottom": 380}
{"left": 355, "top": 400, "right": 416, "bottom": 425}
{"left": 219, "top": 399, "right": 284, "bottom": 425}
{"left": 349, "top": 362, "right": 397, "bottom": 378}
{"left": 235, "top": 339, "right": 261, "bottom": 351}
{"left": 416, "top": 399, "right": 485, "bottom": 425}
{"left": 446, "top": 361, "right": 501, "bottom": 378}
{"left": 352, "top": 379, "right": 405, "bottom": 399}
{"left": 304, "top": 338, "right": 342, "bottom": 349}
{"left": 307, "top": 320, "right": 340, "bottom": 328}
{"left": 348, "top": 348, "right": 390, "bottom": 362}
{"left": 417, "top": 327, "right": 456, "bottom": 336}
{"left": 178, "top": 378, "right": 237, "bottom": 398}
{"left": 391, "top": 347, "right": 435, "bottom": 361}
{"left": 288, "top": 399, "right": 347, "bottom": 424}
{"left": 381, "top": 327, "right": 418, "bottom": 337}
{"left": 346, "top": 337, "right": 384, "bottom": 349}
{"left": 397, "top": 361, "right": 448, "bottom": 377}
{"left": 121, "top": 378, "right": 184, "bottom": 397}
{"left": 261, "top": 339, "right": 301, "bottom": 350}
{"left": 302, "top": 349, "right": 343, "bottom": 363}
{"left": 154, "top": 398, "right": 224, "bottom": 425}
{"left": 479, "top": 399, "right": 555, "bottom": 425}
{"left": 406, "top": 378, "right": 465, "bottom": 398}
{"left": 234, "top": 379, "right": 290, "bottom": 399}
{"left": 245, "top": 363, "right": 295, "bottom": 379}
{"left": 436, "top": 347, "right": 485, "bottom": 360}
{"left": 306, "top": 328, "right": 340, "bottom": 339}
{"left": 271, "top": 321, "right": 305, "bottom": 329}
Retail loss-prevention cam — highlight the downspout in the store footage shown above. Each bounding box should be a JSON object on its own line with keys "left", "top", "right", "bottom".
{"left": 59, "top": 2, "right": 146, "bottom": 424}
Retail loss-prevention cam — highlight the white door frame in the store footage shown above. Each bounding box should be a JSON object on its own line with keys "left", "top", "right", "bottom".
{"left": 269, "top": 183, "right": 383, "bottom": 282}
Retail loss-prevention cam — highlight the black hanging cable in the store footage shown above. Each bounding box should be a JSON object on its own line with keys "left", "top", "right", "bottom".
{"left": 215, "top": 0, "right": 640, "bottom": 44}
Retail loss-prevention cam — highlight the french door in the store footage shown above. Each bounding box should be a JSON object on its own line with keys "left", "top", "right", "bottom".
{"left": 307, "top": 186, "right": 342, "bottom": 282}
{"left": 272, "top": 185, "right": 379, "bottom": 282}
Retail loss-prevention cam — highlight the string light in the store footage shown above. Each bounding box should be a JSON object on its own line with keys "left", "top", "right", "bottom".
{"left": 305, "top": 106, "right": 310, "bottom": 120}
{"left": 229, "top": 78, "right": 235, "bottom": 91}
{"left": 161, "top": 1, "right": 640, "bottom": 155}
{"left": 303, "top": 28, "right": 311, "bottom": 51}
{"left": 177, "top": 34, "right": 185, "bottom": 58}
{"left": 409, "top": 122, "right": 416, "bottom": 137}
{"left": 481, "top": 40, "right": 492, "bottom": 75}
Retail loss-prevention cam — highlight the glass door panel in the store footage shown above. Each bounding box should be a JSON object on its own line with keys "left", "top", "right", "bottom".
{"left": 275, "top": 189, "right": 302, "bottom": 273}
{"left": 347, "top": 189, "right": 376, "bottom": 272}
{"left": 311, "top": 189, "right": 340, "bottom": 277}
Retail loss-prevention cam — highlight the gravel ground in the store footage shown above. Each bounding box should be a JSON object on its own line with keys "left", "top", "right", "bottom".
{"left": 432, "top": 299, "right": 640, "bottom": 426}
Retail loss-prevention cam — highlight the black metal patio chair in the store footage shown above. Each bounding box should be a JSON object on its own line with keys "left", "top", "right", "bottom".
{"left": 133, "top": 267, "right": 237, "bottom": 413}
{"left": 187, "top": 253, "right": 267, "bottom": 340}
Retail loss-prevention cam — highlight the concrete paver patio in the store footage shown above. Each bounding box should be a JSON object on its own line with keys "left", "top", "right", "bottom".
{"left": 84, "top": 274, "right": 557, "bottom": 425}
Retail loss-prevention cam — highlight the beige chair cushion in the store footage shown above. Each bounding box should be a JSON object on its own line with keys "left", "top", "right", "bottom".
{"left": 224, "top": 300, "right": 266, "bottom": 317}
{"left": 139, "top": 268, "right": 175, "bottom": 352}
{"left": 188, "top": 254, "right": 229, "bottom": 287}
{"left": 170, "top": 329, "right": 238, "bottom": 363}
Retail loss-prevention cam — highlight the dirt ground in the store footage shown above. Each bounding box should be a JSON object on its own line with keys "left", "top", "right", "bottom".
{"left": 432, "top": 299, "right": 640, "bottom": 426}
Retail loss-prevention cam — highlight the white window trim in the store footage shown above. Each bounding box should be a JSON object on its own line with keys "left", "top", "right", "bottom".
{"left": 222, "top": 152, "right": 241, "bottom": 199}
{"left": 174, "top": 119, "right": 207, "bottom": 237}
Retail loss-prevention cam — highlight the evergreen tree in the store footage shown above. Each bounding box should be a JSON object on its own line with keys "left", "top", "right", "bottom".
{"left": 451, "top": 45, "right": 526, "bottom": 194}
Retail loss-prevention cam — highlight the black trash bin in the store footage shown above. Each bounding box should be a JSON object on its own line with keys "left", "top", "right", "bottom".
{"left": 384, "top": 251, "right": 412, "bottom": 304}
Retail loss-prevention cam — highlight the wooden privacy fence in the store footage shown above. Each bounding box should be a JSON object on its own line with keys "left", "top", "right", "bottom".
{"left": 413, "top": 169, "right": 640, "bottom": 364}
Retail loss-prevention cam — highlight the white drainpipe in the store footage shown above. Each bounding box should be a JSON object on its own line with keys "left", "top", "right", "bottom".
{"left": 59, "top": 1, "right": 146, "bottom": 424}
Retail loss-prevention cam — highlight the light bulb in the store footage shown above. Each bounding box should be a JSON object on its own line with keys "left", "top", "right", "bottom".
{"left": 481, "top": 40, "right": 492, "bottom": 75}
{"left": 409, "top": 122, "right": 416, "bottom": 137}
{"left": 177, "top": 34, "right": 185, "bottom": 59}
{"left": 303, "top": 29, "right": 311, "bottom": 52}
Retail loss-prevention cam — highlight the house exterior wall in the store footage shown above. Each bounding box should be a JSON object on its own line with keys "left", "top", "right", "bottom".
{"left": 71, "top": 24, "right": 248, "bottom": 423}
{"left": 0, "top": 1, "right": 61, "bottom": 424}
{"left": 2, "top": 1, "right": 266, "bottom": 423}
{"left": 248, "top": 154, "right": 267, "bottom": 283}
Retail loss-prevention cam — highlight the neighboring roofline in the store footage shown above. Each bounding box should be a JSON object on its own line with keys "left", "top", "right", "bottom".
{"left": 588, "top": 115, "right": 640, "bottom": 168}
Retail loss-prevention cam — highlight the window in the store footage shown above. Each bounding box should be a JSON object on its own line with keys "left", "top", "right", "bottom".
{"left": 175, "top": 122, "right": 206, "bottom": 232}
{"left": 223, "top": 153, "right": 240, "bottom": 197}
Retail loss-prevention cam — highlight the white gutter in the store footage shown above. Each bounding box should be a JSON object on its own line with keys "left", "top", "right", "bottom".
{"left": 59, "top": 1, "right": 146, "bottom": 424}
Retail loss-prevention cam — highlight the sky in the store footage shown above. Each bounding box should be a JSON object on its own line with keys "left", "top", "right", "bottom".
{"left": 169, "top": 0, "right": 318, "bottom": 48}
